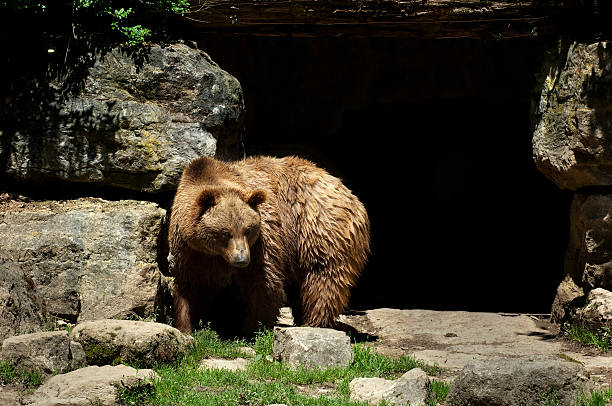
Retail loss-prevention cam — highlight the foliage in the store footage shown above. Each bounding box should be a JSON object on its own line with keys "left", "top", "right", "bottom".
{"left": 0, "top": 0, "right": 193, "bottom": 149}
{"left": 187, "top": 327, "right": 251, "bottom": 361}
{"left": 351, "top": 342, "right": 441, "bottom": 378}
{"left": 574, "top": 387, "right": 612, "bottom": 406}
{"left": 0, "top": 360, "right": 43, "bottom": 387}
{"left": 0, "top": 0, "right": 190, "bottom": 45}
{"left": 116, "top": 379, "right": 157, "bottom": 406}
{"left": 252, "top": 326, "right": 274, "bottom": 357}
{"left": 562, "top": 323, "right": 612, "bottom": 351}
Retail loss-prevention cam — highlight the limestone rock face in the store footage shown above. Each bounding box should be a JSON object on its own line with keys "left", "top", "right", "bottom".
{"left": 553, "top": 193, "right": 612, "bottom": 324}
{"left": 0, "top": 259, "right": 47, "bottom": 341}
{"left": 551, "top": 275, "right": 585, "bottom": 323}
{"left": 446, "top": 356, "right": 588, "bottom": 406}
{"left": 1, "top": 43, "right": 244, "bottom": 192}
{"left": 70, "top": 319, "right": 194, "bottom": 367}
{"left": 24, "top": 364, "right": 158, "bottom": 406}
{"left": 533, "top": 41, "right": 612, "bottom": 190}
{"left": 0, "top": 198, "right": 165, "bottom": 322}
{"left": 0, "top": 331, "right": 85, "bottom": 376}
{"left": 272, "top": 327, "right": 353, "bottom": 369}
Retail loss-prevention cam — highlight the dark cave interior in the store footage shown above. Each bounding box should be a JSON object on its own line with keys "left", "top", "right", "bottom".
{"left": 194, "top": 35, "right": 574, "bottom": 314}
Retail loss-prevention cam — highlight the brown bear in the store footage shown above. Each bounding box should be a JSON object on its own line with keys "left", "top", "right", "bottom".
{"left": 169, "top": 155, "right": 370, "bottom": 335}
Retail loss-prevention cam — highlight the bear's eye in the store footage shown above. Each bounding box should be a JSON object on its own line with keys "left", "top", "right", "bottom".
{"left": 220, "top": 231, "right": 232, "bottom": 241}
{"left": 244, "top": 227, "right": 252, "bottom": 237}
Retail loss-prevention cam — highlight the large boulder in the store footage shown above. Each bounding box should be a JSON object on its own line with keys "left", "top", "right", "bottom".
{"left": 70, "top": 319, "right": 194, "bottom": 367}
{"left": 0, "top": 197, "right": 165, "bottom": 322}
{"left": 445, "top": 355, "right": 588, "bottom": 406}
{"left": 0, "top": 330, "right": 86, "bottom": 376}
{"left": 1, "top": 43, "right": 244, "bottom": 192}
{"left": 24, "top": 365, "right": 158, "bottom": 406}
{"left": 533, "top": 41, "right": 612, "bottom": 190}
{"left": 0, "top": 258, "right": 47, "bottom": 341}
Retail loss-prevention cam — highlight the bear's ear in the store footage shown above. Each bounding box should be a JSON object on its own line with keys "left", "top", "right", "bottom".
{"left": 246, "top": 190, "right": 266, "bottom": 209}
{"left": 195, "top": 189, "right": 218, "bottom": 217}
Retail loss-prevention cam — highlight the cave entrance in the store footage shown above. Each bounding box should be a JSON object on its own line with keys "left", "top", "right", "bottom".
{"left": 194, "top": 35, "right": 573, "bottom": 313}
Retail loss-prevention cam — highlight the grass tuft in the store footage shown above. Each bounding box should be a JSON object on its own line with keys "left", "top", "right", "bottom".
{"left": 574, "top": 387, "right": 612, "bottom": 406}
{"left": 562, "top": 323, "right": 612, "bottom": 351}
{"left": 0, "top": 360, "right": 43, "bottom": 387}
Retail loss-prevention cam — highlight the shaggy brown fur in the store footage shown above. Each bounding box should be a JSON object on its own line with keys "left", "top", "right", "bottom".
{"left": 169, "top": 156, "right": 370, "bottom": 335}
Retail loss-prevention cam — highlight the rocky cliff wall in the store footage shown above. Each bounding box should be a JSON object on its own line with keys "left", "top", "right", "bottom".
{"left": 533, "top": 41, "right": 612, "bottom": 327}
{"left": 0, "top": 42, "right": 245, "bottom": 340}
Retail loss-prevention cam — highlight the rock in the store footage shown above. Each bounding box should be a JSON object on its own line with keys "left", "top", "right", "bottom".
{"left": 551, "top": 275, "right": 585, "bottom": 324}
{"left": 0, "top": 198, "right": 165, "bottom": 322}
{"left": 272, "top": 327, "right": 353, "bottom": 369}
{"left": 2, "top": 43, "right": 244, "bottom": 192}
{"left": 553, "top": 193, "right": 612, "bottom": 323}
{"left": 199, "top": 357, "right": 250, "bottom": 372}
{"left": 533, "top": 41, "right": 612, "bottom": 190}
{"left": 445, "top": 355, "right": 589, "bottom": 406}
{"left": 24, "top": 364, "right": 158, "bottom": 406}
{"left": 340, "top": 309, "right": 566, "bottom": 373}
{"left": 0, "top": 384, "right": 22, "bottom": 406}
{"left": 70, "top": 319, "right": 194, "bottom": 367}
{"left": 349, "top": 377, "right": 394, "bottom": 404}
{"left": 575, "top": 288, "right": 612, "bottom": 328}
{"left": 0, "top": 330, "right": 85, "bottom": 376}
{"left": 0, "top": 258, "right": 47, "bottom": 341}
{"left": 349, "top": 368, "right": 432, "bottom": 405}
{"left": 238, "top": 346, "right": 257, "bottom": 357}
{"left": 277, "top": 307, "right": 295, "bottom": 326}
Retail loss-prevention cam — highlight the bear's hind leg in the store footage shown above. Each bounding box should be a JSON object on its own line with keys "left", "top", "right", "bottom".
{"left": 299, "top": 270, "right": 352, "bottom": 328}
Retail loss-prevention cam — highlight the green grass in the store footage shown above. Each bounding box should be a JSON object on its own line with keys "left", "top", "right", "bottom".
{"left": 562, "top": 323, "right": 612, "bottom": 351}
{"left": 574, "top": 387, "right": 612, "bottom": 406}
{"left": 0, "top": 360, "right": 43, "bottom": 387}
{"left": 117, "top": 326, "right": 449, "bottom": 406}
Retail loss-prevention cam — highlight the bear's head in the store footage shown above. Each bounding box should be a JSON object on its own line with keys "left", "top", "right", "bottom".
{"left": 188, "top": 187, "right": 266, "bottom": 268}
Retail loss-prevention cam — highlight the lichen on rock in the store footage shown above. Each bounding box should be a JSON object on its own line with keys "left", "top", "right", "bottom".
{"left": 533, "top": 41, "right": 612, "bottom": 191}
{"left": 1, "top": 43, "right": 244, "bottom": 193}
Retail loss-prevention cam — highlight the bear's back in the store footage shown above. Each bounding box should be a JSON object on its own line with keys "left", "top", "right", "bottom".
{"left": 235, "top": 156, "right": 370, "bottom": 270}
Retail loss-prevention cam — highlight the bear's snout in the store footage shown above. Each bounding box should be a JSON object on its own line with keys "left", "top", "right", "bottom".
{"left": 231, "top": 250, "right": 250, "bottom": 268}
{"left": 225, "top": 237, "right": 251, "bottom": 268}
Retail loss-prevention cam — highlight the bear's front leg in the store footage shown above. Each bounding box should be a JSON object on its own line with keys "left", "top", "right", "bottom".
{"left": 235, "top": 271, "right": 285, "bottom": 334}
{"left": 173, "top": 286, "right": 195, "bottom": 334}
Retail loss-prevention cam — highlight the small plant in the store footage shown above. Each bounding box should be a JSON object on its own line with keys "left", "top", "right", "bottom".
{"left": 115, "top": 379, "right": 156, "bottom": 405}
{"left": 562, "top": 323, "right": 612, "bottom": 351}
{"left": 188, "top": 326, "right": 251, "bottom": 361}
{"left": 352, "top": 343, "right": 442, "bottom": 378}
{"left": 1, "top": 0, "right": 192, "bottom": 45}
{"left": 0, "top": 360, "right": 43, "bottom": 388}
{"left": 539, "top": 388, "right": 563, "bottom": 406}
{"left": 252, "top": 326, "right": 274, "bottom": 356}
{"left": 430, "top": 379, "right": 450, "bottom": 405}
{"left": 574, "top": 387, "right": 612, "bottom": 406}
